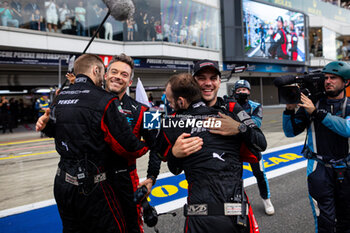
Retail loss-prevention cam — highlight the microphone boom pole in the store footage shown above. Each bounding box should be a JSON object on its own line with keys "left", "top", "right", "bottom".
{"left": 83, "top": 10, "right": 111, "bottom": 54}
{"left": 56, "top": 10, "right": 111, "bottom": 99}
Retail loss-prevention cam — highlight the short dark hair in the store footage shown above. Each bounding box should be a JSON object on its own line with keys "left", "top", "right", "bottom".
{"left": 167, "top": 73, "right": 201, "bottom": 104}
{"left": 74, "top": 54, "right": 104, "bottom": 75}
{"left": 107, "top": 53, "right": 134, "bottom": 80}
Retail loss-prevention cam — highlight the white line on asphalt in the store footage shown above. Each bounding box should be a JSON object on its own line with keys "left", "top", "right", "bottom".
{"left": 0, "top": 199, "right": 56, "bottom": 218}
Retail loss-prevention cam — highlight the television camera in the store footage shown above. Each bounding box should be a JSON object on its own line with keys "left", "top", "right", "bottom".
{"left": 273, "top": 70, "right": 326, "bottom": 104}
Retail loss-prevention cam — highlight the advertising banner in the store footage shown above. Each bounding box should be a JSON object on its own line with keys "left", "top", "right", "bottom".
{"left": 0, "top": 51, "right": 72, "bottom": 66}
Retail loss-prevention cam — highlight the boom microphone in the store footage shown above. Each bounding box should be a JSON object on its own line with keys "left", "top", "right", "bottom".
{"left": 52, "top": 0, "right": 135, "bottom": 106}
{"left": 102, "top": 0, "right": 135, "bottom": 21}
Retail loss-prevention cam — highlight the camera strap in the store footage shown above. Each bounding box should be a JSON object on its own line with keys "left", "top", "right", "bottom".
{"left": 302, "top": 98, "right": 350, "bottom": 183}
{"left": 303, "top": 98, "right": 350, "bottom": 157}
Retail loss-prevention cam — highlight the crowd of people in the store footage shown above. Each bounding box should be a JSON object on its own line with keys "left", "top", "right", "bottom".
{"left": 0, "top": 0, "right": 217, "bottom": 49}
{"left": 321, "top": 0, "right": 350, "bottom": 9}
{"left": 0, "top": 93, "right": 51, "bottom": 134}
{"left": 0, "top": 0, "right": 113, "bottom": 38}
{"left": 34, "top": 55, "right": 266, "bottom": 232}
{"left": 32, "top": 52, "right": 350, "bottom": 233}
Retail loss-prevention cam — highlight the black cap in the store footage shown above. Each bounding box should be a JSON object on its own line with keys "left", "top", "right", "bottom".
{"left": 193, "top": 60, "right": 221, "bottom": 77}
{"left": 276, "top": 16, "right": 284, "bottom": 24}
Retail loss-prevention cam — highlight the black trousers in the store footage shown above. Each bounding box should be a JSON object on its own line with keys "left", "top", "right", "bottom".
{"left": 109, "top": 168, "right": 143, "bottom": 233}
{"left": 308, "top": 162, "right": 350, "bottom": 233}
{"left": 54, "top": 170, "right": 126, "bottom": 233}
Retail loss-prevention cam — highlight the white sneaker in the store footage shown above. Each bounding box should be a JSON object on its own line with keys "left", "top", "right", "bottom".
{"left": 262, "top": 198, "right": 275, "bottom": 215}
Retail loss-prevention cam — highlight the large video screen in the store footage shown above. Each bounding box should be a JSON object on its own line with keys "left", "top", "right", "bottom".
{"left": 243, "top": 0, "right": 305, "bottom": 62}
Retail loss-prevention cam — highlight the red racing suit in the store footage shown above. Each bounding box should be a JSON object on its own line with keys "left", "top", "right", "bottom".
{"left": 108, "top": 94, "right": 157, "bottom": 233}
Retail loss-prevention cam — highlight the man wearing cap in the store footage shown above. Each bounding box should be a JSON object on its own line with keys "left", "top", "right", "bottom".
{"left": 233, "top": 79, "right": 275, "bottom": 216}
{"left": 283, "top": 61, "right": 350, "bottom": 233}
{"left": 172, "top": 60, "right": 267, "bottom": 158}
{"left": 268, "top": 16, "right": 288, "bottom": 60}
{"left": 167, "top": 60, "right": 266, "bottom": 232}
{"left": 142, "top": 61, "right": 267, "bottom": 187}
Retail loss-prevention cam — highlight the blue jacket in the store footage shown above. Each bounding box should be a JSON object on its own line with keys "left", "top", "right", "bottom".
{"left": 241, "top": 100, "right": 263, "bottom": 128}
{"left": 283, "top": 97, "right": 350, "bottom": 161}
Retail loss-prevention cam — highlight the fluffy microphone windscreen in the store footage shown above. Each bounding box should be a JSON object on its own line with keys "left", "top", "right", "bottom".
{"left": 102, "top": 0, "right": 135, "bottom": 21}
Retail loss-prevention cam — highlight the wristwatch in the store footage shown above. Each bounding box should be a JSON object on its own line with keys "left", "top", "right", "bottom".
{"left": 238, "top": 123, "right": 247, "bottom": 133}
{"left": 147, "top": 175, "right": 156, "bottom": 185}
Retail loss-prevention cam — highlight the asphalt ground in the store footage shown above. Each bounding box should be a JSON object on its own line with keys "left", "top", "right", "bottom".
{"left": 143, "top": 168, "right": 314, "bottom": 233}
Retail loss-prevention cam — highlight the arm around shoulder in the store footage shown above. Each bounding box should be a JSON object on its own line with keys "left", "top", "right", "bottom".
{"left": 102, "top": 98, "right": 149, "bottom": 159}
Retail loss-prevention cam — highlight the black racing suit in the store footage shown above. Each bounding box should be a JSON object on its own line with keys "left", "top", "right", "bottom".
{"left": 156, "top": 101, "right": 260, "bottom": 233}
{"left": 108, "top": 94, "right": 157, "bottom": 233}
{"left": 146, "top": 97, "right": 267, "bottom": 181}
{"left": 43, "top": 75, "right": 148, "bottom": 233}
{"left": 283, "top": 96, "right": 350, "bottom": 233}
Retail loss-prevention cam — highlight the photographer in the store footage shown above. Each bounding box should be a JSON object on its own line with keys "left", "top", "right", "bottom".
{"left": 233, "top": 80, "right": 275, "bottom": 216}
{"left": 282, "top": 61, "right": 350, "bottom": 233}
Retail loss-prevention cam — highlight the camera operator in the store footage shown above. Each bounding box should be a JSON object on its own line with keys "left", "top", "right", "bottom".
{"left": 35, "top": 54, "right": 149, "bottom": 233}
{"left": 282, "top": 61, "right": 350, "bottom": 233}
{"left": 233, "top": 79, "right": 275, "bottom": 216}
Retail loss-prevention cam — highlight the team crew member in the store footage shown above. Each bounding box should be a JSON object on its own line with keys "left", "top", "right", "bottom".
{"left": 104, "top": 54, "right": 157, "bottom": 233}
{"left": 35, "top": 93, "right": 50, "bottom": 118}
{"left": 35, "top": 93, "right": 50, "bottom": 137}
{"left": 142, "top": 60, "right": 267, "bottom": 188}
{"left": 233, "top": 80, "right": 275, "bottom": 215}
{"left": 148, "top": 60, "right": 265, "bottom": 232}
{"left": 289, "top": 21, "right": 298, "bottom": 61}
{"left": 36, "top": 54, "right": 149, "bottom": 233}
{"left": 282, "top": 61, "right": 350, "bottom": 233}
{"left": 184, "top": 60, "right": 266, "bottom": 158}
{"left": 268, "top": 16, "right": 288, "bottom": 60}
{"left": 160, "top": 73, "right": 254, "bottom": 232}
{"left": 172, "top": 60, "right": 267, "bottom": 233}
